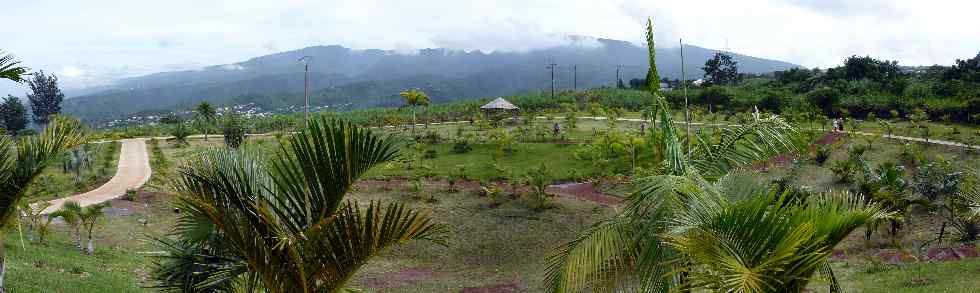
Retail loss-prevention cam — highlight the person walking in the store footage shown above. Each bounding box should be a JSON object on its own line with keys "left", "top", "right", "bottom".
{"left": 553, "top": 122, "right": 561, "bottom": 136}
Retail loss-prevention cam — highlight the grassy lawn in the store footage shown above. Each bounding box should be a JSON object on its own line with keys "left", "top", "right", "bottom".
{"left": 26, "top": 141, "right": 121, "bottom": 201}
{"left": 831, "top": 258, "right": 980, "bottom": 292}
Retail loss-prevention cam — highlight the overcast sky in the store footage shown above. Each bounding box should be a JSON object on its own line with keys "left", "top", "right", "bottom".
{"left": 2, "top": 0, "right": 979, "bottom": 97}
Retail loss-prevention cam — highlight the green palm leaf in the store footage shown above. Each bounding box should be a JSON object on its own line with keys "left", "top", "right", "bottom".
{"left": 0, "top": 51, "right": 29, "bottom": 83}
{"left": 155, "top": 117, "right": 446, "bottom": 293}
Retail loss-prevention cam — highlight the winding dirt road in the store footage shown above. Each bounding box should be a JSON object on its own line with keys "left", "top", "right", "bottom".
{"left": 41, "top": 139, "right": 152, "bottom": 214}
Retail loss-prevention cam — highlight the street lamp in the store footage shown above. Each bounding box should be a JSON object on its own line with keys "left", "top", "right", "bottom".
{"left": 299, "top": 56, "right": 312, "bottom": 126}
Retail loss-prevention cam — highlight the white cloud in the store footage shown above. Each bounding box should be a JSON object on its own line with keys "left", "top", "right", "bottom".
{"left": 57, "top": 66, "right": 86, "bottom": 78}
{"left": 1, "top": 0, "right": 978, "bottom": 97}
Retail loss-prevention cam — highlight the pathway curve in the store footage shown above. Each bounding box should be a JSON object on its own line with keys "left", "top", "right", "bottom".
{"left": 41, "top": 139, "right": 152, "bottom": 214}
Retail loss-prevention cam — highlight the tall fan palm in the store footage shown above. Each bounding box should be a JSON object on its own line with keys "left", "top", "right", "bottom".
{"left": 151, "top": 118, "right": 447, "bottom": 292}
{"left": 0, "top": 117, "right": 87, "bottom": 292}
{"left": 399, "top": 89, "right": 429, "bottom": 134}
{"left": 0, "top": 51, "right": 28, "bottom": 83}
{"left": 195, "top": 102, "right": 217, "bottom": 141}
{"left": 543, "top": 97, "right": 888, "bottom": 292}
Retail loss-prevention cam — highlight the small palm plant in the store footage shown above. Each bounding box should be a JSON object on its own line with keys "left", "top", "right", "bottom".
{"left": 52, "top": 201, "right": 84, "bottom": 250}
{"left": 79, "top": 202, "right": 110, "bottom": 255}
{"left": 63, "top": 146, "right": 94, "bottom": 183}
{"left": 150, "top": 118, "right": 447, "bottom": 292}
{"left": 400, "top": 89, "right": 430, "bottom": 134}
{"left": 18, "top": 201, "right": 51, "bottom": 242}
{"left": 543, "top": 97, "right": 887, "bottom": 292}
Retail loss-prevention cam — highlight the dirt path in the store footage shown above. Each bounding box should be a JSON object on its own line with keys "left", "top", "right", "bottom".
{"left": 41, "top": 139, "right": 152, "bottom": 214}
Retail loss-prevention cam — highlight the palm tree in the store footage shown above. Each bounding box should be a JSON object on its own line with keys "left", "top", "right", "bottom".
{"left": 78, "top": 202, "right": 109, "bottom": 255}
{"left": 151, "top": 118, "right": 447, "bottom": 292}
{"left": 543, "top": 97, "right": 888, "bottom": 292}
{"left": 0, "top": 117, "right": 87, "bottom": 292}
{"left": 0, "top": 51, "right": 28, "bottom": 83}
{"left": 52, "top": 200, "right": 84, "bottom": 250}
{"left": 399, "top": 89, "right": 429, "bottom": 134}
{"left": 195, "top": 102, "right": 217, "bottom": 141}
{"left": 63, "top": 146, "right": 94, "bottom": 183}
{"left": 18, "top": 201, "right": 50, "bottom": 242}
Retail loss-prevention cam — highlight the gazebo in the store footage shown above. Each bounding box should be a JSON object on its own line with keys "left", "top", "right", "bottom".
{"left": 480, "top": 97, "right": 520, "bottom": 124}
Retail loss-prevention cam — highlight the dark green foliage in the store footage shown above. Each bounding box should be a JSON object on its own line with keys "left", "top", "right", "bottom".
{"left": 702, "top": 52, "right": 738, "bottom": 85}
{"left": 0, "top": 95, "right": 28, "bottom": 133}
{"left": 806, "top": 87, "right": 842, "bottom": 116}
{"left": 25, "top": 70, "right": 64, "bottom": 125}
{"left": 813, "top": 145, "right": 831, "bottom": 165}
{"left": 913, "top": 160, "right": 963, "bottom": 201}
{"left": 697, "top": 86, "right": 733, "bottom": 112}
{"left": 222, "top": 112, "right": 246, "bottom": 148}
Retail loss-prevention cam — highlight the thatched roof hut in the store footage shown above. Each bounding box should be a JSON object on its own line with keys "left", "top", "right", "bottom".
{"left": 480, "top": 97, "right": 519, "bottom": 110}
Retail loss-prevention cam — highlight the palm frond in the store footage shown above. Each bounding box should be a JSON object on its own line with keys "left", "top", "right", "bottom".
{"left": 543, "top": 215, "right": 638, "bottom": 293}
{"left": 302, "top": 200, "right": 448, "bottom": 291}
{"left": 0, "top": 117, "right": 86, "bottom": 229}
{"left": 0, "top": 51, "right": 29, "bottom": 83}
{"left": 692, "top": 111, "right": 800, "bottom": 177}
{"left": 157, "top": 118, "right": 444, "bottom": 292}
{"left": 268, "top": 118, "right": 400, "bottom": 233}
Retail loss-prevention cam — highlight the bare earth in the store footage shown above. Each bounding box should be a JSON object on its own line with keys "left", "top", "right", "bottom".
{"left": 41, "top": 139, "right": 151, "bottom": 214}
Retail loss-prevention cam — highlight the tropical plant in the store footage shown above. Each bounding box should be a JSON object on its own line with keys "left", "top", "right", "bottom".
{"left": 222, "top": 112, "right": 246, "bottom": 148}
{"left": 0, "top": 51, "right": 29, "bottom": 83}
{"left": 18, "top": 201, "right": 51, "bottom": 242}
{"left": 150, "top": 118, "right": 447, "bottom": 292}
{"left": 0, "top": 117, "right": 86, "bottom": 291}
{"left": 399, "top": 89, "right": 429, "bottom": 134}
{"left": 913, "top": 159, "right": 963, "bottom": 201}
{"left": 194, "top": 101, "right": 217, "bottom": 141}
{"left": 63, "top": 145, "right": 94, "bottom": 183}
{"left": 524, "top": 164, "right": 553, "bottom": 211}
{"left": 79, "top": 202, "right": 110, "bottom": 255}
{"left": 52, "top": 200, "right": 84, "bottom": 250}
{"left": 171, "top": 121, "right": 191, "bottom": 147}
{"left": 543, "top": 97, "right": 887, "bottom": 292}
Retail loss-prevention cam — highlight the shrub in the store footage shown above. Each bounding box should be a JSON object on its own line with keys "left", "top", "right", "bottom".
{"left": 524, "top": 164, "right": 555, "bottom": 211}
{"left": 422, "top": 149, "right": 438, "bottom": 159}
{"left": 812, "top": 145, "right": 831, "bottom": 165}
{"left": 913, "top": 159, "right": 962, "bottom": 201}
{"left": 222, "top": 113, "right": 246, "bottom": 149}
{"left": 123, "top": 189, "right": 138, "bottom": 201}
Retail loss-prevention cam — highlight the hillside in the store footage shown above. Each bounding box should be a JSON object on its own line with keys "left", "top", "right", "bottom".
{"left": 63, "top": 37, "right": 800, "bottom": 123}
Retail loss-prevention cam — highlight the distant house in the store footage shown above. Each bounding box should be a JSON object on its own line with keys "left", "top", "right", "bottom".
{"left": 660, "top": 82, "right": 672, "bottom": 91}
{"left": 692, "top": 79, "right": 706, "bottom": 87}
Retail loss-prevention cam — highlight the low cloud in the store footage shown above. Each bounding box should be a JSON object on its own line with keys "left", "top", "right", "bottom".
{"left": 1, "top": 0, "right": 977, "bottom": 97}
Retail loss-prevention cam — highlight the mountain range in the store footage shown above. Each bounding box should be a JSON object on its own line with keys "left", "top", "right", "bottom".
{"left": 62, "top": 37, "right": 801, "bottom": 124}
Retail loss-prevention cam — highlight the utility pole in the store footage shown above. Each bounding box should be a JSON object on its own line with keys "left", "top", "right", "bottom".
{"left": 680, "top": 39, "right": 691, "bottom": 156}
{"left": 299, "top": 56, "right": 312, "bottom": 127}
{"left": 547, "top": 63, "right": 557, "bottom": 99}
{"left": 573, "top": 65, "right": 577, "bottom": 91}
{"left": 615, "top": 64, "right": 620, "bottom": 88}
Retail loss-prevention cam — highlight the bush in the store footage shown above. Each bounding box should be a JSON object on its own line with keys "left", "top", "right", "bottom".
{"left": 812, "top": 145, "right": 831, "bottom": 165}
{"left": 913, "top": 160, "right": 962, "bottom": 201}
{"left": 123, "top": 189, "right": 138, "bottom": 201}
{"left": 524, "top": 164, "right": 555, "bottom": 211}
{"left": 222, "top": 113, "right": 246, "bottom": 148}
{"left": 422, "top": 149, "right": 438, "bottom": 159}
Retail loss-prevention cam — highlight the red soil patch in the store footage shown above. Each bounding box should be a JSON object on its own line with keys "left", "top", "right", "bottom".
{"left": 461, "top": 283, "right": 521, "bottom": 293}
{"left": 753, "top": 132, "right": 843, "bottom": 171}
{"left": 546, "top": 182, "right": 623, "bottom": 206}
{"left": 105, "top": 190, "right": 168, "bottom": 217}
{"left": 357, "top": 178, "right": 624, "bottom": 206}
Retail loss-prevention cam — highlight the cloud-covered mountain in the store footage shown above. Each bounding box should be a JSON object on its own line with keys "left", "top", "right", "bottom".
{"left": 63, "top": 37, "right": 800, "bottom": 123}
